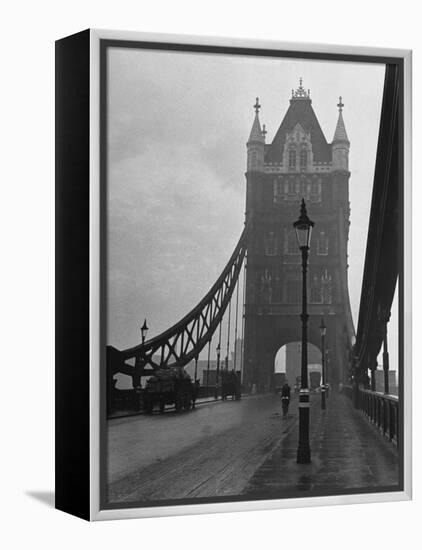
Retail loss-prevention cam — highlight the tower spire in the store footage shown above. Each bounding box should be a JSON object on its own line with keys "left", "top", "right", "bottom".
{"left": 333, "top": 96, "right": 349, "bottom": 143}
{"left": 248, "top": 97, "right": 265, "bottom": 143}
{"left": 247, "top": 97, "right": 265, "bottom": 171}
{"left": 332, "top": 95, "right": 350, "bottom": 171}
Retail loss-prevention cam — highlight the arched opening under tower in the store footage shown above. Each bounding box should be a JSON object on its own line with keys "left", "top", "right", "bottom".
{"left": 274, "top": 342, "right": 322, "bottom": 391}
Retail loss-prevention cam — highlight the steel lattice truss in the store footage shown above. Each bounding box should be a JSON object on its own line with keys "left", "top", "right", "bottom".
{"left": 108, "top": 225, "right": 248, "bottom": 380}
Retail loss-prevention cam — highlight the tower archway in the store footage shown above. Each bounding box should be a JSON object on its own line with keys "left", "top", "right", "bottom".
{"left": 274, "top": 342, "right": 322, "bottom": 391}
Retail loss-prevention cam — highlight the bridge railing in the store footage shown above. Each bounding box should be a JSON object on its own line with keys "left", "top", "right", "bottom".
{"left": 355, "top": 388, "right": 399, "bottom": 447}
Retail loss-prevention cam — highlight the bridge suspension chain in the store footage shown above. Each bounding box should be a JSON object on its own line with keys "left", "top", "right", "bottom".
{"left": 240, "top": 258, "right": 247, "bottom": 378}
{"left": 225, "top": 296, "right": 232, "bottom": 370}
{"left": 233, "top": 274, "right": 240, "bottom": 373}
{"left": 107, "top": 224, "right": 249, "bottom": 382}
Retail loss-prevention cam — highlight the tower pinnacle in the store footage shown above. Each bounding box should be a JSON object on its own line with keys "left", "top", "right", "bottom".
{"left": 333, "top": 97, "right": 349, "bottom": 144}
{"left": 332, "top": 95, "right": 350, "bottom": 171}
{"left": 248, "top": 98, "right": 265, "bottom": 143}
{"left": 291, "top": 78, "right": 311, "bottom": 100}
{"left": 247, "top": 97, "right": 265, "bottom": 171}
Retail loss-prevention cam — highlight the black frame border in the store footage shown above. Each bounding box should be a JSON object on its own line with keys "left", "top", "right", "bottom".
{"left": 55, "top": 29, "right": 91, "bottom": 521}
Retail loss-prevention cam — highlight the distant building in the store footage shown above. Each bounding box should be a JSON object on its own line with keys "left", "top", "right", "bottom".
{"left": 274, "top": 372, "right": 287, "bottom": 389}
{"left": 374, "top": 369, "right": 398, "bottom": 395}
{"left": 230, "top": 338, "right": 243, "bottom": 372}
{"left": 285, "top": 342, "right": 321, "bottom": 386}
{"left": 184, "top": 338, "right": 244, "bottom": 384}
{"left": 184, "top": 358, "right": 218, "bottom": 384}
{"left": 202, "top": 369, "right": 218, "bottom": 386}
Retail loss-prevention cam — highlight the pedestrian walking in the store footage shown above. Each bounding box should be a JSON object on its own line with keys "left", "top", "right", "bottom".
{"left": 281, "top": 382, "right": 291, "bottom": 416}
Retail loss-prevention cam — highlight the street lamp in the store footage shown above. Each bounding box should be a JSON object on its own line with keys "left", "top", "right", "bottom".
{"left": 140, "top": 318, "right": 149, "bottom": 344}
{"left": 294, "top": 198, "right": 314, "bottom": 464}
{"left": 215, "top": 343, "right": 221, "bottom": 399}
{"left": 319, "top": 317, "right": 327, "bottom": 410}
{"left": 134, "top": 319, "right": 149, "bottom": 397}
{"left": 325, "top": 349, "right": 330, "bottom": 398}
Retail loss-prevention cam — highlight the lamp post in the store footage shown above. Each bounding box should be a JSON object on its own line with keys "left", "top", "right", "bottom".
{"left": 134, "top": 318, "right": 149, "bottom": 402}
{"left": 379, "top": 308, "right": 391, "bottom": 394}
{"left": 319, "top": 317, "right": 327, "bottom": 410}
{"left": 206, "top": 347, "right": 211, "bottom": 397}
{"left": 194, "top": 356, "right": 198, "bottom": 383}
{"left": 140, "top": 318, "right": 149, "bottom": 345}
{"left": 139, "top": 319, "right": 149, "bottom": 379}
{"left": 215, "top": 343, "right": 221, "bottom": 399}
{"left": 294, "top": 198, "right": 314, "bottom": 464}
{"left": 325, "top": 349, "right": 330, "bottom": 398}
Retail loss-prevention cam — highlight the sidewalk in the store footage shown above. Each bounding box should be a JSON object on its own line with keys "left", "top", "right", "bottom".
{"left": 244, "top": 392, "right": 400, "bottom": 498}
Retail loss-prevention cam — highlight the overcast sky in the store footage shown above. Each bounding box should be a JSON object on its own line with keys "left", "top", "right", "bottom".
{"left": 106, "top": 46, "right": 397, "bottom": 375}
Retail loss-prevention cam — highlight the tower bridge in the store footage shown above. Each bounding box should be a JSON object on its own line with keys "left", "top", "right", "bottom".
{"left": 107, "top": 78, "right": 356, "bottom": 393}
{"left": 106, "top": 65, "right": 402, "bottom": 502}
{"left": 243, "top": 81, "right": 354, "bottom": 391}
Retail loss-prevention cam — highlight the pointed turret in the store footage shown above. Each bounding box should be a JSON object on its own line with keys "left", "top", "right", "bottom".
{"left": 248, "top": 112, "right": 265, "bottom": 143}
{"left": 332, "top": 96, "right": 350, "bottom": 172}
{"left": 333, "top": 96, "right": 349, "bottom": 143}
{"left": 247, "top": 97, "right": 266, "bottom": 172}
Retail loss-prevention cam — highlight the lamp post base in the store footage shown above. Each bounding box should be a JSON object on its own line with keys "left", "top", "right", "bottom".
{"left": 297, "top": 389, "right": 311, "bottom": 464}
{"left": 297, "top": 446, "right": 311, "bottom": 464}
{"left": 321, "top": 386, "right": 326, "bottom": 410}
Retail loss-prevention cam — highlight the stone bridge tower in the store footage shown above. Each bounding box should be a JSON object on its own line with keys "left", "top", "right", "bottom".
{"left": 243, "top": 83, "right": 355, "bottom": 391}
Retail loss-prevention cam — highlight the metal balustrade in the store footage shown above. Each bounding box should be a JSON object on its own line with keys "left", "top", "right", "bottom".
{"left": 355, "top": 388, "right": 399, "bottom": 447}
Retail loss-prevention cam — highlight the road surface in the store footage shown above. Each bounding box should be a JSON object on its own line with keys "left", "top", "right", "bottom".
{"left": 106, "top": 391, "right": 399, "bottom": 505}
{"left": 107, "top": 393, "right": 295, "bottom": 503}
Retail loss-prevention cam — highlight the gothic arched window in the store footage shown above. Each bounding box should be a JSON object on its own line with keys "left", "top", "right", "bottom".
{"left": 300, "top": 149, "right": 307, "bottom": 168}
{"left": 260, "top": 270, "right": 272, "bottom": 303}
{"left": 288, "top": 149, "right": 296, "bottom": 169}
{"left": 288, "top": 179, "right": 295, "bottom": 194}
{"left": 264, "top": 232, "right": 277, "bottom": 256}
{"left": 321, "top": 270, "right": 332, "bottom": 304}
{"left": 286, "top": 230, "right": 299, "bottom": 255}
{"left": 270, "top": 273, "right": 282, "bottom": 303}
{"left": 310, "top": 180, "right": 321, "bottom": 202}
{"left": 317, "top": 231, "right": 329, "bottom": 255}
{"left": 287, "top": 278, "right": 301, "bottom": 304}
{"left": 277, "top": 181, "right": 284, "bottom": 195}
{"left": 310, "top": 274, "right": 323, "bottom": 303}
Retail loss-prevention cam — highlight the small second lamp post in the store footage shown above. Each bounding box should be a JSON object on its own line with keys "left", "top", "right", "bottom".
{"left": 135, "top": 318, "right": 149, "bottom": 404}
{"left": 215, "top": 343, "right": 221, "bottom": 399}
{"left": 140, "top": 318, "right": 149, "bottom": 345}
{"left": 319, "top": 317, "right": 327, "bottom": 410}
{"left": 294, "top": 198, "right": 314, "bottom": 464}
